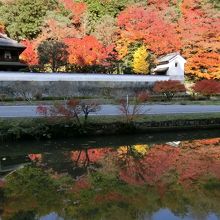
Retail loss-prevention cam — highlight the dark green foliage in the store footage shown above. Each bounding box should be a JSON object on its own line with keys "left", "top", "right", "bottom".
{"left": 0, "top": 0, "right": 57, "bottom": 39}
{"left": 7, "top": 211, "right": 36, "bottom": 220}
{"left": 0, "top": 115, "right": 220, "bottom": 142}
{"left": 37, "top": 40, "right": 68, "bottom": 72}
{"left": 45, "top": 10, "right": 72, "bottom": 26}
{"left": 79, "top": 0, "right": 134, "bottom": 32}
{"left": 207, "top": 0, "right": 220, "bottom": 9}
{"left": 4, "top": 166, "right": 64, "bottom": 216}
{"left": 5, "top": 166, "right": 58, "bottom": 197}
{"left": 203, "top": 178, "right": 220, "bottom": 190}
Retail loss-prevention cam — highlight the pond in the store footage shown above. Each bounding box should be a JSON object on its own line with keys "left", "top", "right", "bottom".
{"left": 0, "top": 129, "right": 220, "bottom": 220}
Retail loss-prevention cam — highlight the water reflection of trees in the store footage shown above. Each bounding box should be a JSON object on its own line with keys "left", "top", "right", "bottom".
{"left": 0, "top": 138, "right": 220, "bottom": 220}
{"left": 1, "top": 166, "right": 64, "bottom": 220}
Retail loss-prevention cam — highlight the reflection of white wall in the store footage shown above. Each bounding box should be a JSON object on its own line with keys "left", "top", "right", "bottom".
{"left": 40, "top": 212, "right": 64, "bottom": 220}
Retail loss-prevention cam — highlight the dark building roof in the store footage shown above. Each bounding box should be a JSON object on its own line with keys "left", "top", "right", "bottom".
{"left": 0, "top": 62, "right": 27, "bottom": 66}
{"left": 0, "top": 33, "right": 26, "bottom": 49}
{"left": 157, "top": 52, "right": 180, "bottom": 64}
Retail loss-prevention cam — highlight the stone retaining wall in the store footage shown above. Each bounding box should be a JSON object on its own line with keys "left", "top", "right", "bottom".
{"left": 0, "top": 72, "right": 184, "bottom": 98}
{"left": 88, "top": 118, "right": 220, "bottom": 135}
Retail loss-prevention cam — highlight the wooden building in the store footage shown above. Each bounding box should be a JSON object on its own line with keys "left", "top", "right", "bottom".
{"left": 0, "top": 33, "right": 27, "bottom": 71}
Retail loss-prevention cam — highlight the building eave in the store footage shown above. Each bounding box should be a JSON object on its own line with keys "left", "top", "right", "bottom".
{"left": 0, "top": 61, "right": 27, "bottom": 67}
{"left": 0, "top": 33, "right": 26, "bottom": 50}
{"left": 153, "top": 67, "right": 169, "bottom": 73}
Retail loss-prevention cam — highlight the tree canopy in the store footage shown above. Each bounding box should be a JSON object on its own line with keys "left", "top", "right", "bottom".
{"left": 0, "top": 0, "right": 57, "bottom": 40}
{"left": 0, "top": 0, "right": 219, "bottom": 80}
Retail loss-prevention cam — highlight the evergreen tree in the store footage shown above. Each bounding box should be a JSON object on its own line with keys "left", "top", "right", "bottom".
{"left": 37, "top": 40, "right": 68, "bottom": 72}
{"left": 0, "top": 0, "right": 57, "bottom": 40}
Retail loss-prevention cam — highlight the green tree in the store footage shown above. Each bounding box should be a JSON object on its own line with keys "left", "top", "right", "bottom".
{"left": 81, "top": 0, "right": 132, "bottom": 33}
{"left": 132, "top": 45, "right": 150, "bottom": 74}
{"left": 4, "top": 166, "right": 64, "bottom": 218}
{"left": 207, "top": 0, "right": 220, "bottom": 9}
{"left": 37, "top": 40, "right": 68, "bottom": 72}
{"left": 0, "top": 0, "right": 57, "bottom": 40}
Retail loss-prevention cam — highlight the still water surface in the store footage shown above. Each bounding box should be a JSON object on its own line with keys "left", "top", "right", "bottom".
{"left": 0, "top": 129, "right": 220, "bottom": 220}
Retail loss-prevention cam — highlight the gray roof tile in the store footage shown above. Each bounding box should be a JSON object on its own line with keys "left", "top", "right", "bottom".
{"left": 0, "top": 33, "right": 26, "bottom": 48}
{"left": 157, "top": 52, "right": 179, "bottom": 63}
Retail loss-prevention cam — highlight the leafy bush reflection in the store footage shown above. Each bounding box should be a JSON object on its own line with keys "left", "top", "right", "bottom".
{"left": 1, "top": 138, "right": 220, "bottom": 220}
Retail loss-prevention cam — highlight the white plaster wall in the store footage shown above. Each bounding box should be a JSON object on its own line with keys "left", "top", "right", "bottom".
{"left": 0, "top": 72, "right": 177, "bottom": 82}
{"left": 0, "top": 72, "right": 184, "bottom": 98}
{"left": 167, "top": 56, "right": 185, "bottom": 77}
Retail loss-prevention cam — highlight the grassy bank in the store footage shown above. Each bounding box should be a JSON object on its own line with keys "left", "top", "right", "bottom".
{"left": 0, "top": 98, "right": 220, "bottom": 106}
{"left": 87, "top": 113, "right": 220, "bottom": 123}
{"left": 0, "top": 113, "right": 220, "bottom": 142}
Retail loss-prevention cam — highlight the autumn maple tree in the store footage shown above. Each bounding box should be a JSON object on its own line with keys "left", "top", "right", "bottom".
{"left": 64, "top": 36, "right": 110, "bottom": 68}
{"left": 117, "top": 6, "right": 181, "bottom": 56}
{"left": 179, "top": 0, "right": 220, "bottom": 80}
{"left": 20, "top": 39, "right": 38, "bottom": 67}
{"left": 192, "top": 79, "right": 220, "bottom": 98}
{"left": 0, "top": 0, "right": 219, "bottom": 78}
{"left": 59, "top": 0, "right": 87, "bottom": 35}
{"left": 37, "top": 98, "right": 101, "bottom": 124}
{"left": 185, "top": 52, "right": 220, "bottom": 80}
{"left": 153, "top": 80, "right": 186, "bottom": 101}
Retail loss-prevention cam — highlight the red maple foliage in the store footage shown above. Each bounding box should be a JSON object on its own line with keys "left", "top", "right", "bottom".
{"left": 60, "top": 0, "right": 87, "bottom": 26}
{"left": 28, "top": 154, "right": 42, "bottom": 162}
{"left": 117, "top": 7, "right": 181, "bottom": 55}
{"left": 118, "top": 138, "right": 220, "bottom": 187}
{"left": 153, "top": 80, "right": 186, "bottom": 100}
{"left": 179, "top": 0, "right": 220, "bottom": 79}
{"left": 64, "top": 36, "right": 111, "bottom": 66}
{"left": 10, "top": 0, "right": 219, "bottom": 80}
{"left": 192, "top": 79, "right": 220, "bottom": 97}
{"left": 0, "top": 22, "right": 5, "bottom": 33}
{"left": 20, "top": 40, "right": 38, "bottom": 66}
{"left": 119, "top": 145, "right": 180, "bottom": 186}
{"left": 185, "top": 52, "right": 220, "bottom": 80}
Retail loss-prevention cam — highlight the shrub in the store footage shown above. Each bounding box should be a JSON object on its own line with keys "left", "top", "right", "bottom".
{"left": 0, "top": 94, "right": 7, "bottom": 102}
{"left": 119, "top": 91, "right": 149, "bottom": 123}
{"left": 37, "top": 99, "right": 101, "bottom": 125}
{"left": 192, "top": 79, "right": 220, "bottom": 99}
{"left": 34, "top": 92, "right": 43, "bottom": 100}
{"left": 153, "top": 80, "right": 186, "bottom": 101}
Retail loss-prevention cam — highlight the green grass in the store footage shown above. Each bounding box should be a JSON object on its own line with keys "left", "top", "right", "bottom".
{"left": 87, "top": 113, "right": 220, "bottom": 124}
{"left": 0, "top": 113, "right": 219, "bottom": 142}
{"left": 1, "top": 99, "right": 220, "bottom": 106}
{"left": 0, "top": 98, "right": 112, "bottom": 106}
{"left": 160, "top": 100, "right": 220, "bottom": 105}
{"left": 1, "top": 113, "right": 220, "bottom": 124}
